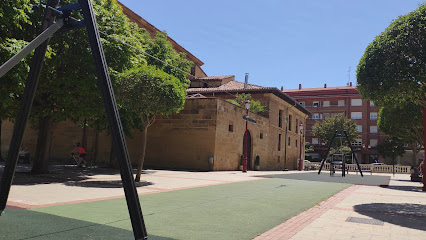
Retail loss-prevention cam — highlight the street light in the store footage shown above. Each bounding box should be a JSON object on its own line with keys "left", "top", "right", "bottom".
{"left": 299, "top": 123, "right": 304, "bottom": 171}
{"left": 243, "top": 100, "right": 250, "bottom": 173}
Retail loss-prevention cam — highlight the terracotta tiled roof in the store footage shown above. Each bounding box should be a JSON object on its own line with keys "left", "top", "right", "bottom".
{"left": 187, "top": 80, "right": 274, "bottom": 93}
{"left": 187, "top": 81, "right": 311, "bottom": 115}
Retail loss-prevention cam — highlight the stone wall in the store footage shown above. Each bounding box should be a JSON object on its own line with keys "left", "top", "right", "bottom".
{"left": 1, "top": 94, "right": 308, "bottom": 171}
{"left": 143, "top": 98, "right": 218, "bottom": 170}
{"left": 1, "top": 120, "right": 96, "bottom": 162}
{"left": 213, "top": 99, "right": 270, "bottom": 170}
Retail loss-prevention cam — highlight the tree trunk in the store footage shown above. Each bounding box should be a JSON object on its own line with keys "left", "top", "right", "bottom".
{"left": 0, "top": 120, "right": 4, "bottom": 162}
{"left": 409, "top": 142, "right": 419, "bottom": 167}
{"left": 109, "top": 136, "right": 118, "bottom": 168}
{"left": 135, "top": 125, "right": 148, "bottom": 182}
{"left": 93, "top": 131, "right": 99, "bottom": 165}
{"left": 31, "top": 116, "right": 53, "bottom": 174}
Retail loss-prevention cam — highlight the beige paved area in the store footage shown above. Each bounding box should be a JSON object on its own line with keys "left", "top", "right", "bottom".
{"left": 4, "top": 166, "right": 426, "bottom": 239}
{"left": 7, "top": 168, "right": 281, "bottom": 208}
{"left": 255, "top": 172, "right": 426, "bottom": 240}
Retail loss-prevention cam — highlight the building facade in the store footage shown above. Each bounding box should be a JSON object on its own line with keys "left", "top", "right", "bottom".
{"left": 284, "top": 83, "right": 387, "bottom": 164}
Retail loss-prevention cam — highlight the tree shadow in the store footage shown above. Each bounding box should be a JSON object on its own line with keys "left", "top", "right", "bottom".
{"left": 0, "top": 208, "right": 177, "bottom": 240}
{"left": 353, "top": 203, "right": 426, "bottom": 231}
{"left": 1, "top": 162, "right": 157, "bottom": 187}
{"left": 380, "top": 185, "right": 424, "bottom": 193}
{"left": 64, "top": 180, "right": 153, "bottom": 188}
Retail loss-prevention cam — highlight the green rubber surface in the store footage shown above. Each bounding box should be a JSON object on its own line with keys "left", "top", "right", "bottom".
{"left": 1, "top": 178, "right": 350, "bottom": 240}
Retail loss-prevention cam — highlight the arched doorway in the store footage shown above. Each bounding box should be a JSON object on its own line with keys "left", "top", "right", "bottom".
{"left": 242, "top": 130, "right": 252, "bottom": 170}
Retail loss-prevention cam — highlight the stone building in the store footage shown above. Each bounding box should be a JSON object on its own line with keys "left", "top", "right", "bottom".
{"left": 140, "top": 77, "right": 310, "bottom": 171}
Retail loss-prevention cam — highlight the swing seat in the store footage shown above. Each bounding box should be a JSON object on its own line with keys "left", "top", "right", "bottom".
{"left": 330, "top": 161, "right": 346, "bottom": 177}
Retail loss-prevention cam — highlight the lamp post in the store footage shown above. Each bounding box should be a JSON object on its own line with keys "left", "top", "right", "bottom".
{"left": 243, "top": 100, "right": 250, "bottom": 173}
{"left": 283, "top": 116, "right": 288, "bottom": 171}
{"left": 298, "top": 123, "right": 303, "bottom": 171}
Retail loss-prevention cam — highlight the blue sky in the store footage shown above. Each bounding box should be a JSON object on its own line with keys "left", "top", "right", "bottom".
{"left": 119, "top": 0, "right": 424, "bottom": 90}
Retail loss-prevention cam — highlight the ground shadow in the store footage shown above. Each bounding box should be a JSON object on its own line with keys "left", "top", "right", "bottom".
{"left": 380, "top": 185, "right": 424, "bottom": 193}
{"left": 1, "top": 162, "right": 157, "bottom": 187}
{"left": 0, "top": 208, "right": 176, "bottom": 240}
{"left": 353, "top": 203, "right": 426, "bottom": 231}
{"left": 257, "top": 172, "right": 390, "bottom": 186}
{"left": 64, "top": 180, "right": 153, "bottom": 188}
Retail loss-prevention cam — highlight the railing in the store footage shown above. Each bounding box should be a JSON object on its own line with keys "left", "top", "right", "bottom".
{"left": 304, "top": 163, "right": 410, "bottom": 174}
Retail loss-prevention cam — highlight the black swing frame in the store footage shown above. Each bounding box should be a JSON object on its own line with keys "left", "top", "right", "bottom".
{"left": 317, "top": 130, "right": 364, "bottom": 177}
{"left": 0, "top": 1, "right": 147, "bottom": 239}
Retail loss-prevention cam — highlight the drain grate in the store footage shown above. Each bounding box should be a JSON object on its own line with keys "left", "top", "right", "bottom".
{"left": 346, "top": 217, "right": 384, "bottom": 226}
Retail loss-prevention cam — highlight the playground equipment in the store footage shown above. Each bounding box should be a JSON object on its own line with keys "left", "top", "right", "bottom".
{"left": 318, "top": 130, "right": 364, "bottom": 177}
{"left": 0, "top": 1, "right": 147, "bottom": 239}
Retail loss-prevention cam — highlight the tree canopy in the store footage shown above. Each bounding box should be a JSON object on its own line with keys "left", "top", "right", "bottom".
{"left": 312, "top": 113, "right": 358, "bottom": 149}
{"left": 377, "top": 100, "right": 423, "bottom": 166}
{"left": 356, "top": 4, "right": 426, "bottom": 107}
{"left": 378, "top": 100, "right": 423, "bottom": 146}
{"left": 377, "top": 138, "right": 406, "bottom": 165}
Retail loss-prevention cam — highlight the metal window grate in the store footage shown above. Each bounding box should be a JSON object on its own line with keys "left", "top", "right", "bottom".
{"left": 346, "top": 217, "right": 384, "bottom": 226}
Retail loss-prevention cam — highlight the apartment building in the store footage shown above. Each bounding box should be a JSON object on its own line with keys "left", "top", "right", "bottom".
{"left": 284, "top": 83, "right": 387, "bottom": 163}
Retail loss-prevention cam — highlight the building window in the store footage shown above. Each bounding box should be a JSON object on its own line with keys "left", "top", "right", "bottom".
{"left": 370, "top": 126, "right": 378, "bottom": 133}
{"left": 370, "top": 112, "right": 378, "bottom": 120}
{"left": 260, "top": 133, "right": 263, "bottom": 139}
{"left": 322, "top": 113, "right": 330, "bottom": 119}
{"left": 288, "top": 137, "right": 291, "bottom": 146}
{"left": 296, "top": 118, "right": 299, "bottom": 133}
{"left": 300, "top": 102, "right": 305, "bottom": 107}
{"left": 323, "top": 101, "right": 330, "bottom": 107}
{"left": 278, "top": 134, "right": 281, "bottom": 151}
{"left": 351, "top": 99, "right": 362, "bottom": 106}
{"left": 228, "top": 125, "right": 233, "bottom": 132}
{"left": 313, "top": 113, "right": 319, "bottom": 119}
{"left": 279, "top": 110, "right": 283, "bottom": 128}
{"left": 370, "top": 139, "right": 378, "bottom": 147}
{"left": 352, "top": 138, "right": 362, "bottom": 146}
{"left": 288, "top": 115, "right": 292, "bottom": 131}
{"left": 351, "top": 112, "right": 362, "bottom": 119}
{"left": 338, "top": 100, "right": 345, "bottom": 106}
{"left": 356, "top": 125, "right": 362, "bottom": 132}
{"left": 313, "top": 101, "right": 320, "bottom": 107}
{"left": 312, "top": 138, "right": 319, "bottom": 145}
{"left": 370, "top": 101, "right": 375, "bottom": 107}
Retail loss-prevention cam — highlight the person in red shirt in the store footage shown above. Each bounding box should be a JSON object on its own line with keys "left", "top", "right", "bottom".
{"left": 74, "top": 142, "right": 87, "bottom": 167}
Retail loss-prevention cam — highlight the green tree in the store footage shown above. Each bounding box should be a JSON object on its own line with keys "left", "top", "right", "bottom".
{"left": 0, "top": 0, "right": 152, "bottom": 173}
{"left": 356, "top": 4, "right": 426, "bottom": 158}
{"left": 30, "top": 0, "right": 153, "bottom": 173}
{"left": 377, "top": 138, "right": 406, "bottom": 165}
{"left": 304, "top": 142, "right": 314, "bottom": 153}
{"left": 227, "top": 93, "right": 267, "bottom": 114}
{"left": 115, "top": 65, "right": 188, "bottom": 182}
{"left": 356, "top": 4, "right": 426, "bottom": 107}
{"left": 378, "top": 101, "right": 423, "bottom": 166}
{"left": 145, "top": 32, "right": 192, "bottom": 82}
{"left": 312, "top": 113, "right": 358, "bottom": 149}
{"left": 0, "top": 0, "right": 37, "bottom": 161}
